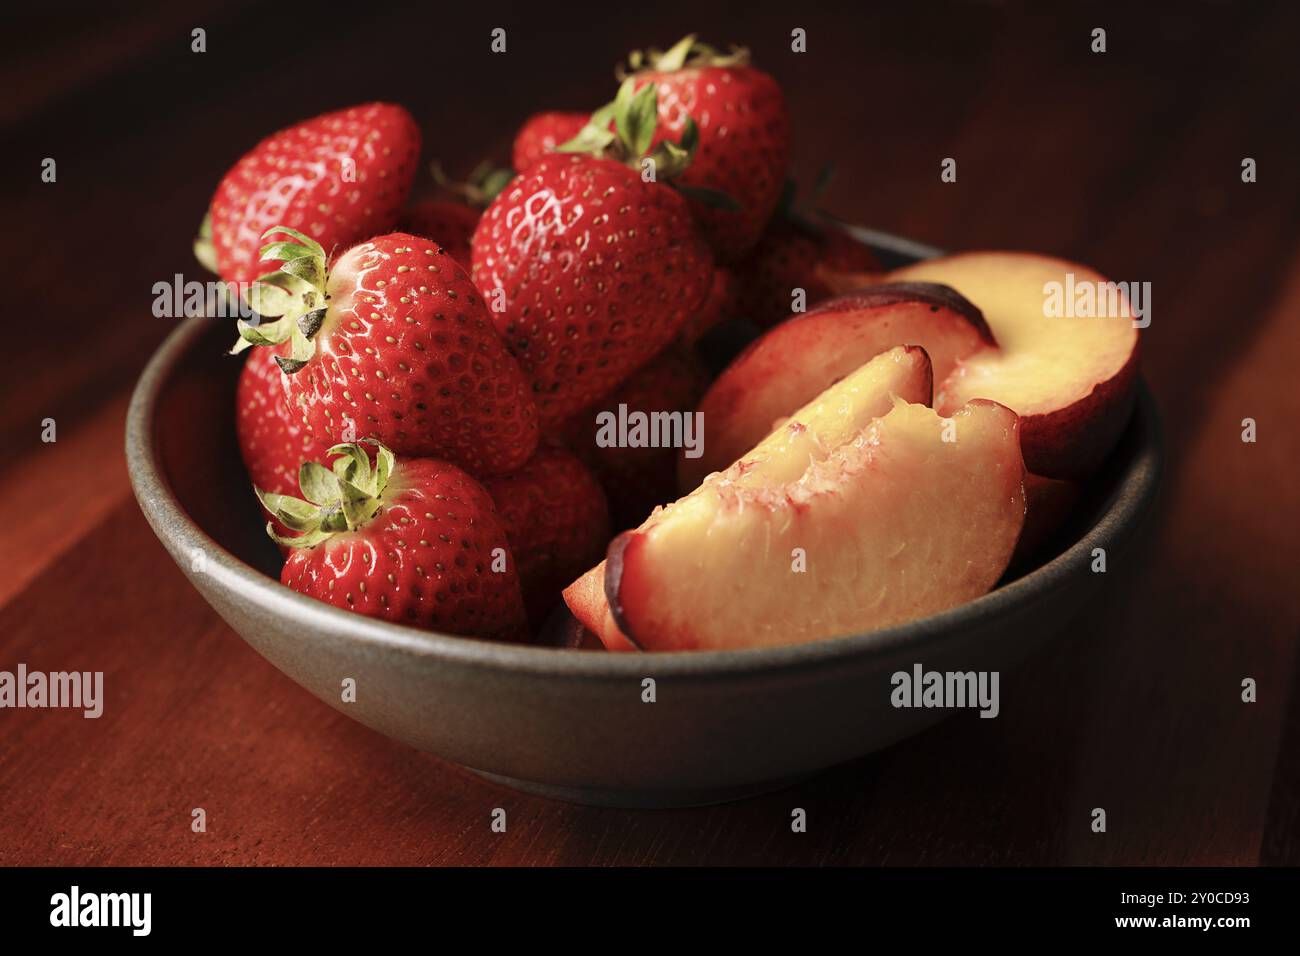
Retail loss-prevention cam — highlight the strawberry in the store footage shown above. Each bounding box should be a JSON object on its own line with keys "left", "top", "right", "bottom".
{"left": 818, "top": 221, "right": 883, "bottom": 274}
{"left": 399, "top": 200, "right": 478, "bottom": 270}
{"left": 737, "top": 221, "right": 881, "bottom": 329}
{"left": 512, "top": 111, "right": 589, "bottom": 173}
{"left": 235, "top": 346, "right": 332, "bottom": 535}
{"left": 202, "top": 103, "right": 420, "bottom": 284}
{"left": 232, "top": 227, "right": 538, "bottom": 476}
{"left": 480, "top": 445, "right": 610, "bottom": 626}
{"left": 399, "top": 162, "right": 513, "bottom": 270}
{"left": 259, "top": 441, "right": 527, "bottom": 639}
{"left": 677, "top": 265, "right": 738, "bottom": 346}
{"left": 623, "top": 35, "right": 790, "bottom": 263}
{"left": 559, "top": 348, "right": 710, "bottom": 529}
{"left": 472, "top": 83, "right": 712, "bottom": 427}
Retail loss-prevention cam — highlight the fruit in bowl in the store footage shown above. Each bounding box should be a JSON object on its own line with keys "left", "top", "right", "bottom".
{"left": 128, "top": 233, "right": 1160, "bottom": 805}
{"left": 176, "top": 34, "right": 1147, "bottom": 661}
{"left": 127, "top": 31, "right": 1166, "bottom": 805}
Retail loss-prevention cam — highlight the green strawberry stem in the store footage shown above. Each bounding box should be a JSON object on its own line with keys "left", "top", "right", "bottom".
{"left": 256, "top": 440, "right": 396, "bottom": 549}
{"left": 557, "top": 78, "right": 690, "bottom": 175}
{"left": 623, "top": 34, "right": 751, "bottom": 75}
{"left": 431, "top": 159, "right": 514, "bottom": 207}
{"left": 556, "top": 76, "right": 737, "bottom": 210}
{"left": 228, "top": 226, "right": 329, "bottom": 374}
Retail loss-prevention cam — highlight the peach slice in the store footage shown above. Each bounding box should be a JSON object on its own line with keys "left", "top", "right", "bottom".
{"left": 891, "top": 252, "right": 1139, "bottom": 479}
{"left": 563, "top": 559, "right": 636, "bottom": 651}
{"left": 564, "top": 345, "right": 936, "bottom": 650}
{"left": 724, "top": 344, "right": 933, "bottom": 485}
{"left": 607, "top": 399, "right": 1026, "bottom": 651}
{"left": 682, "top": 282, "right": 992, "bottom": 490}
{"left": 561, "top": 559, "right": 631, "bottom": 650}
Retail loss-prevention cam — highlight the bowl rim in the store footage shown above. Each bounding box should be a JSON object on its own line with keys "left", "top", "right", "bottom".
{"left": 126, "top": 284, "right": 1162, "bottom": 683}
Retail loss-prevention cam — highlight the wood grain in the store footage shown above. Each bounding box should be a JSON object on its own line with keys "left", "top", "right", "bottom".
{"left": 1, "top": 1, "right": 1298, "bottom": 865}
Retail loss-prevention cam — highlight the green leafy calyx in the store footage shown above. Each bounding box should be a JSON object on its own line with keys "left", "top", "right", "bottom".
{"left": 431, "top": 159, "right": 514, "bottom": 207}
{"left": 228, "top": 226, "right": 329, "bottom": 374}
{"left": 255, "top": 440, "right": 396, "bottom": 549}
{"left": 556, "top": 77, "right": 698, "bottom": 182}
{"left": 621, "top": 34, "right": 751, "bottom": 76}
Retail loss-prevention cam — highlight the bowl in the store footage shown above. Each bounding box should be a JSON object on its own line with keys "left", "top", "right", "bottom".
{"left": 126, "top": 231, "right": 1163, "bottom": 807}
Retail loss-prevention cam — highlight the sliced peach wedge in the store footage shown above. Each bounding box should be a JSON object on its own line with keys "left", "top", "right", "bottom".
{"left": 565, "top": 346, "right": 1026, "bottom": 652}
{"left": 566, "top": 345, "right": 935, "bottom": 649}
{"left": 724, "top": 343, "right": 933, "bottom": 486}
{"left": 561, "top": 557, "right": 636, "bottom": 651}
{"left": 891, "top": 252, "right": 1139, "bottom": 479}
{"left": 681, "top": 282, "right": 992, "bottom": 489}
{"left": 607, "top": 398, "right": 1026, "bottom": 651}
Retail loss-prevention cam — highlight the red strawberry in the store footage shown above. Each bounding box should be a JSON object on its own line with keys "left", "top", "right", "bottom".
{"left": 819, "top": 223, "right": 882, "bottom": 274}
{"left": 626, "top": 35, "right": 790, "bottom": 263}
{"left": 677, "top": 265, "right": 738, "bottom": 346}
{"left": 737, "top": 221, "right": 882, "bottom": 329}
{"left": 559, "top": 348, "right": 710, "bottom": 529}
{"left": 236, "top": 346, "right": 332, "bottom": 534}
{"left": 480, "top": 445, "right": 610, "bottom": 626}
{"left": 261, "top": 441, "right": 527, "bottom": 639}
{"left": 512, "top": 111, "right": 588, "bottom": 172}
{"left": 472, "top": 84, "right": 713, "bottom": 427}
{"left": 472, "top": 158, "right": 711, "bottom": 425}
{"left": 233, "top": 227, "right": 538, "bottom": 476}
{"left": 400, "top": 200, "right": 478, "bottom": 270}
{"left": 399, "top": 162, "right": 514, "bottom": 269}
{"left": 204, "top": 103, "right": 420, "bottom": 284}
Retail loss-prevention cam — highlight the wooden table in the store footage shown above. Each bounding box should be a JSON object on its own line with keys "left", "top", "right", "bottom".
{"left": 3, "top": 2, "right": 1298, "bottom": 866}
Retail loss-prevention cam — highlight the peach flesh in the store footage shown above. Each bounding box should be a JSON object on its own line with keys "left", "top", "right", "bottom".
{"left": 891, "top": 252, "right": 1140, "bottom": 479}
{"left": 683, "top": 282, "right": 992, "bottom": 489}
{"left": 609, "top": 399, "right": 1026, "bottom": 651}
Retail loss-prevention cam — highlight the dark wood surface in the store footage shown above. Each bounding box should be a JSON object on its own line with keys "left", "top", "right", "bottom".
{"left": 2, "top": 2, "right": 1298, "bottom": 865}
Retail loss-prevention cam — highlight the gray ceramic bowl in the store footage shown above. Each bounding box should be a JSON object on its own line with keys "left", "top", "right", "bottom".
{"left": 126, "top": 232, "right": 1162, "bottom": 807}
